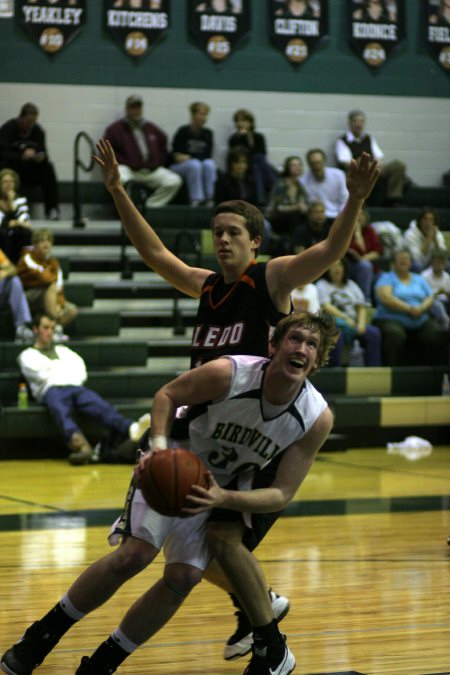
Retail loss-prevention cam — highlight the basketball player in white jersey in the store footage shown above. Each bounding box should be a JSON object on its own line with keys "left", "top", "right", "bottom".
{"left": 1, "top": 312, "right": 338, "bottom": 675}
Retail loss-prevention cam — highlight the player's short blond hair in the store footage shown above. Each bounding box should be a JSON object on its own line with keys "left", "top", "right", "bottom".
{"left": 270, "top": 311, "right": 340, "bottom": 371}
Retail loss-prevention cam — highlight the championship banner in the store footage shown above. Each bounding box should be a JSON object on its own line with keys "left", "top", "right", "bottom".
{"left": 188, "top": 0, "right": 250, "bottom": 63}
{"left": 104, "top": 0, "right": 170, "bottom": 59}
{"left": 270, "top": 0, "right": 328, "bottom": 66}
{"left": 348, "top": 0, "right": 404, "bottom": 69}
{"left": 17, "top": 0, "right": 86, "bottom": 55}
{"left": 426, "top": 0, "right": 450, "bottom": 72}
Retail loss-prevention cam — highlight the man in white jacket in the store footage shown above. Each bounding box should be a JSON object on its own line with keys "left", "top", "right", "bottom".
{"left": 18, "top": 313, "right": 150, "bottom": 465}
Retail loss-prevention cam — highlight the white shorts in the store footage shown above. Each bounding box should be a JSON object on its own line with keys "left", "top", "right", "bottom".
{"left": 108, "top": 476, "right": 212, "bottom": 571}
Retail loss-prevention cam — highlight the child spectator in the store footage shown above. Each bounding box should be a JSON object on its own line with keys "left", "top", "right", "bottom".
{"left": 17, "top": 228, "right": 78, "bottom": 341}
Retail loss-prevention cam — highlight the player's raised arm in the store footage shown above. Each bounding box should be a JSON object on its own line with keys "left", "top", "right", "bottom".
{"left": 148, "top": 357, "right": 234, "bottom": 444}
{"left": 93, "top": 138, "right": 211, "bottom": 298}
{"left": 266, "top": 152, "right": 380, "bottom": 302}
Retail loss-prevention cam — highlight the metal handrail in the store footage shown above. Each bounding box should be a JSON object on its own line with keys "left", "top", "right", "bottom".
{"left": 172, "top": 230, "right": 202, "bottom": 335}
{"left": 73, "top": 131, "right": 95, "bottom": 229}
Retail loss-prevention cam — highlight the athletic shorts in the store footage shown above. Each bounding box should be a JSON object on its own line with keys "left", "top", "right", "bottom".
{"left": 109, "top": 473, "right": 212, "bottom": 571}
{"left": 135, "top": 429, "right": 285, "bottom": 554}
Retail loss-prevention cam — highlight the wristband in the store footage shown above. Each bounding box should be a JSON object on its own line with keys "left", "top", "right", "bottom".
{"left": 150, "top": 435, "right": 168, "bottom": 450}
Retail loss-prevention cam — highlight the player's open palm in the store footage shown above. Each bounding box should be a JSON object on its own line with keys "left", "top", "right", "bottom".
{"left": 347, "top": 151, "right": 381, "bottom": 201}
{"left": 93, "top": 138, "right": 121, "bottom": 193}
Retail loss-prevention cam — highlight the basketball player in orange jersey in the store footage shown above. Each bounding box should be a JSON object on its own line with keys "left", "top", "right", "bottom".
{"left": 93, "top": 137, "right": 379, "bottom": 652}
{"left": 0, "top": 141, "right": 378, "bottom": 675}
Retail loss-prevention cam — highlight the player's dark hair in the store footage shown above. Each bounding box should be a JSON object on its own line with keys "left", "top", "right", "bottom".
{"left": 270, "top": 311, "right": 340, "bottom": 372}
{"left": 212, "top": 200, "right": 265, "bottom": 252}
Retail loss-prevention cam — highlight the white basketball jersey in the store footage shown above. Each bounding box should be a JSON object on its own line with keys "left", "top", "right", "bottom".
{"left": 188, "top": 354, "right": 328, "bottom": 486}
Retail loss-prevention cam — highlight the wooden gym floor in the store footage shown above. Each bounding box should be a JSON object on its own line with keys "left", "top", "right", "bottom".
{"left": 0, "top": 446, "right": 449, "bottom": 674}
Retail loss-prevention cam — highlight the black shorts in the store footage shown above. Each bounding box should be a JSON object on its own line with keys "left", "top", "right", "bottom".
{"left": 209, "top": 453, "right": 284, "bottom": 551}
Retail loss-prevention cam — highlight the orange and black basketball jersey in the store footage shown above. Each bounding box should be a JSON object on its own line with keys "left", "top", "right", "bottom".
{"left": 190, "top": 260, "right": 290, "bottom": 368}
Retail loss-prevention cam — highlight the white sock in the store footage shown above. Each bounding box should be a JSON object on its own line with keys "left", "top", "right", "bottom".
{"left": 111, "top": 627, "right": 139, "bottom": 653}
{"left": 59, "top": 593, "right": 86, "bottom": 621}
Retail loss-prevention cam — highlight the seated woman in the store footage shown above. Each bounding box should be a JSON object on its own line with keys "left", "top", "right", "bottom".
{"left": 0, "top": 247, "right": 33, "bottom": 342}
{"left": 316, "top": 258, "right": 382, "bottom": 366}
{"left": 0, "top": 168, "right": 33, "bottom": 264}
{"left": 403, "top": 208, "right": 448, "bottom": 273}
{"left": 228, "top": 108, "right": 278, "bottom": 205}
{"left": 346, "top": 207, "right": 383, "bottom": 304}
{"left": 266, "top": 155, "right": 308, "bottom": 252}
{"left": 372, "top": 248, "right": 448, "bottom": 366}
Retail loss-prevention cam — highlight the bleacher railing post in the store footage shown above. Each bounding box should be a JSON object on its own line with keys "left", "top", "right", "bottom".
{"left": 73, "top": 131, "right": 95, "bottom": 229}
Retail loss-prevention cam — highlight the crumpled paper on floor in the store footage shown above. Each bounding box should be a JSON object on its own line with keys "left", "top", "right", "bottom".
{"left": 386, "top": 436, "right": 433, "bottom": 461}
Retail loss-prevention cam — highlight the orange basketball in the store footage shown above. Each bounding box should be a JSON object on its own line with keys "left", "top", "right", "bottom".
{"left": 138, "top": 447, "right": 208, "bottom": 517}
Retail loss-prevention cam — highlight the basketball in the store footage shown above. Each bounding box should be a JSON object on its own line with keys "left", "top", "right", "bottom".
{"left": 138, "top": 447, "right": 208, "bottom": 517}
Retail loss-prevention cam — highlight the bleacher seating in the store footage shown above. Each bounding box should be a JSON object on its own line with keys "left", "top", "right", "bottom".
{"left": 0, "top": 186, "right": 448, "bottom": 460}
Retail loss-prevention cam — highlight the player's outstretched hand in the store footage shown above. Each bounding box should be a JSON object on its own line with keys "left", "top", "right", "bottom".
{"left": 347, "top": 151, "right": 381, "bottom": 201}
{"left": 93, "top": 138, "right": 121, "bottom": 193}
{"left": 181, "top": 471, "right": 223, "bottom": 515}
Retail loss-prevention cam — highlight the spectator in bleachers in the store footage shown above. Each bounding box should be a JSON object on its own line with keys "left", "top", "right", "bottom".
{"left": 0, "top": 168, "right": 32, "bottom": 264}
{"left": 18, "top": 313, "right": 151, "bottom": 466}
{"left": 214, "top": 147, "right": 257, "bottom": 204}
{"left": 215, "top": 148, "right": 272, "bottom": 252}
{"left": 421, "top": 249, "right": 450, "bottom": 330}
{"left": 0, "top": 103, "right": 60, "bottom": 220}
{"left": 291, "top": 281, "right": 320, "bottom": 313}
{"left": 170, "top": 102, "right": 216, "bottom": 207}
{"left": 228, "top": 108, "right": 278, "bottom": 205}
{"left": 17, "top": 228, "right": 77, "bottom": 342}
{"left": 335, "top": 109, "right": 408, "bottom": 207}
{"left": 403, "top": 208, "right": 448, "bottom": 272}
{"left": 266, "top": 155, "right": 308, "bottom": 253}
{"left": 104, "top": 95, "right": 182, "bottom": 208}
{"left": 316, "top": 258, "right": 382, "bottom": 366}
{"left": 373, "top": 248, "right": 448, "bottom": 365}
{"left": 301, "top": 149, "right": 348, "bottom": 224}
{"left": 0, "top": 247, "right": 33, "bottom": 343}
{"left": 346, "top": 207, "right": 383, "bottom": 303}
{"left": 292, "top": 199, "right": 328, "bottom": 254}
